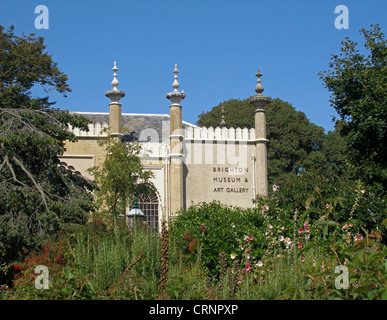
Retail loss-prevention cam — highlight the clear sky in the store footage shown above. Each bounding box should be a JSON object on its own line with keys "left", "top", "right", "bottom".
{"left": 1, "top": 0, "right": 386, "bottom": 132}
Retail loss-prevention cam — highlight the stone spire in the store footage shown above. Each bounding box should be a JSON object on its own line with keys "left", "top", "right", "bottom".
{"left": 166, "top": 64, "right": 185, "bottom": 217}
{"left": 220, "top": 105, "right": 227, "bottom": 127}
{"left": 105, "top": 61, "right": 126, "bottom": 104}
{"left": 250, "top": 67, "right": 270, "bottom": 198}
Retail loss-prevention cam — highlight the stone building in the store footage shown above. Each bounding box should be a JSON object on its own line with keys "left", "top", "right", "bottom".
{"left": 60, "top": 62, "right": 271, "bottom": 229}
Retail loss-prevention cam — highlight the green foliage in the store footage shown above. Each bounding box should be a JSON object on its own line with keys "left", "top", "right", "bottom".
{"left": 0, "top": 25, "right": 94, "bottom": 266}
{"left": 170, "top": 201, "right": 270, "bottom": 277}
{"left": 281, "top": 224, "right": 387, "bottom": 300}
{"left": 87, "top": 130, "right": 154, "bottom": 219}
{"left": 197, "top": 98, "right": 255, "bottom": 129}
{"left": 269, "top": 170, "right": 387, "bottom": 239}
{"left": 166, "top": 249, "right": 213, "bottom": 300}
{"left": 319, "top": 24, "right": 387, "bottom": 185}
{"left": 2, "top": 190, "right": 385, "bottom": 300}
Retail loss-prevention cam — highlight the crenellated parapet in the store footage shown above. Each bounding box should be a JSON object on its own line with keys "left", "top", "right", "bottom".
{"left": 185, "top": 126, "right": 255, "bottom": 141}
{"left": 68, "top": 122, "right": 109, "bottom": 137}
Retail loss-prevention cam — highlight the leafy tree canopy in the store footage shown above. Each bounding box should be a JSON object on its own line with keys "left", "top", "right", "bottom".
{"left": 0, "top": 25, "right": 94, "bottom": 264}
{"left": 88, "top": 130, "right": 154, "bottom": 220}
{"left": 319, "top": 24, "right": 387, "bottom": 185}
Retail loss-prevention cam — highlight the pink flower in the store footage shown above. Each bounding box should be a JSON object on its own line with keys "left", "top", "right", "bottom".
{"left": 249, "top": 235, "right": 253, "bottom": 241}
{"left": 268, "top": 225, "right": 273, "bottom": 230}
{"left": 298, "top": 228, "right": 304, "bottom": 234}
{"left": 342, "top": 224, "right": 347, "bottom": 230}
{"left": 304, "top": 222, "right": 308, "bottom": 228}
{"left": 246, "top": 247, "right": 251, "bottom": 252}
{"left": 301, "top": 256, "right": 305, "bottom": 263}
{"left": 200, "top": 225, "right": 206, "bottom": 232}
{"left": 305, "top": 227, "right": 310, "bottom": 233}
{"left": 354, "top": 234, "right": 363, "bottom": 242}
{"left": 297, "top": 242, "right": 303, "bottom": 249}
{"left": 261, "top": 205, "right": 269, "bottom": 214}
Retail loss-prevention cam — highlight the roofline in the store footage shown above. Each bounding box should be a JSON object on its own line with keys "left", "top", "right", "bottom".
{"left": 70, "top": 111, "right": 197, "bottom": 127}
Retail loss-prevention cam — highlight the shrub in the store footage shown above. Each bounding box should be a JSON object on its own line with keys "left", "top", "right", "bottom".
{"left": 170, "top": 201, "right": 289, "bottom": 278}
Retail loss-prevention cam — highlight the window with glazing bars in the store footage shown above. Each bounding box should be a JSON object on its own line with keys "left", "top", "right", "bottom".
{"left": 137, "top": 193, "right": 159, "bottom": 229}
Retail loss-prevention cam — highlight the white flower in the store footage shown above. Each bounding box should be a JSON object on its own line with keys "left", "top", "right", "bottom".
{"left": 230, "top": 253, "right": 237, "bottom": 260}
{"left": 279, "top": 236, "right": 284, "bottom": 242}
{"left": 256, "top": 260, "right": 263, "bottom": 267}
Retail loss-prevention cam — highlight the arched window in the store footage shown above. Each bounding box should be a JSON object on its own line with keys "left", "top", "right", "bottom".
{"left": 137, "top": 192, "right": 159, "bottom": 229}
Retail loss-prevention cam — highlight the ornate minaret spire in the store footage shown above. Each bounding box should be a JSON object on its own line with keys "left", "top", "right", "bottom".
{"left": 105, "top": 61, "right": 126, "bottom": 103}
{"left": 250, "top": 67, "right": 271, "bottom": 198}
{"left": 220, "top": 105, "right": 227, "bottom": 127}
{"left": 105, "top": 61, "right": 125, "bottom": 136}
{"left": 166, "top": 64, "right": 185, "bottom": 217}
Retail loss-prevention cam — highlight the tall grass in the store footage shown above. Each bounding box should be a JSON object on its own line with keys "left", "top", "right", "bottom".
{"left": 70, "top": 221, "right": 160, "bottom": 293}
{"left": 69, "top": 221, "right": 323, "bottom": 299}
{"left": 217, "top": 248, "right": 321, "bottom": 300}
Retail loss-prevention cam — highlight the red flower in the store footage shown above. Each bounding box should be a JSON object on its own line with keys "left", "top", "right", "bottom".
{"left": 13, "top": 264, "right": 23, "bottom": 271}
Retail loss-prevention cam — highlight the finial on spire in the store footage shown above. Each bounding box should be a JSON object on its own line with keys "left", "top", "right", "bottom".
{"left": 105, "top": 61, "right": 125, "bottom": 103}
{"left": 166, "top": 64, "right": 186, "bottom": 105}
{"left": 111, "top": 61, "right": 119, "bottom": 92}
{"left": 255, "top": 68, "right": 264, "bottom": 95}
{"left": 220, "top": 105, "right": 226, "bottom": 127}
{"left": 249, "top": 67, "right": 271, "bottom": 109}
{"left": 172, "top": 64, "right": 180, "bottom": 91}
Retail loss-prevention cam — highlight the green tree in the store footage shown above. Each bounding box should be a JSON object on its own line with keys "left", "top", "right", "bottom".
{"left": 197, "top": 97, "right": 326, "bottom": 183}
{"left": 88, "top": 131, "right": 154, "bottom": 220}
{"left": 319, "top": 24, "right": 387, "bottom": 185}
{"left": 0, "top": 26, "right": 94, "bottom": 264}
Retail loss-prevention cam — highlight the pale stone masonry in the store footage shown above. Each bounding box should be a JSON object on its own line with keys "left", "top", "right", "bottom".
{"left": 60, "top": 62, "right": 271, "bottom": 229}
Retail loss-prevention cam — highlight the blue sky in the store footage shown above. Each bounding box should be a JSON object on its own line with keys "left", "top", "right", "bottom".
{"left": 1, "top": 0, "right": 386, "bottom": 132}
